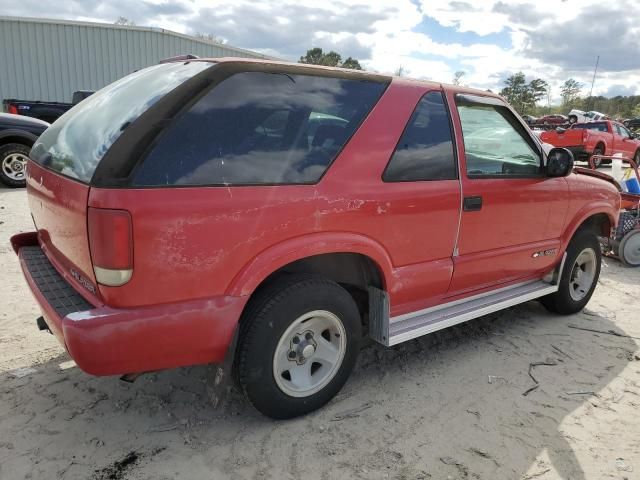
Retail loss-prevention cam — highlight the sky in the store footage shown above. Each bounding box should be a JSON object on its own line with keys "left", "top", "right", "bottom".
{"left": 1, "top": 0, "right": 639, "bottom": 103}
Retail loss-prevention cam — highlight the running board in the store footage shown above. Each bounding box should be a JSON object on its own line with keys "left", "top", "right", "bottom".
{"left": 370, "top": 255, "right": 565, "bottom": 347}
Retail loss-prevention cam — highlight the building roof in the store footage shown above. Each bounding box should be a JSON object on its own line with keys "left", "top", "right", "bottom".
{"left": 0, "top": 15, "right": 274, "bottom": 60}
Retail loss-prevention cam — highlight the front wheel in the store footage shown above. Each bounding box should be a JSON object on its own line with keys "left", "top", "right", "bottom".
{"left": 237, "top": 274, "right": 361, "bottom": 419}
{"left": 541, "top": 231, "right": 601, "bottom": 314}
{"left": 568, "top": 115, "right": 577, "bottom": 124}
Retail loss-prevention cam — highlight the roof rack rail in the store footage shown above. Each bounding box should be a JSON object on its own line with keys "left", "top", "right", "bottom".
{"left": 159, "top": 54, "right": 199, "bottom": 64}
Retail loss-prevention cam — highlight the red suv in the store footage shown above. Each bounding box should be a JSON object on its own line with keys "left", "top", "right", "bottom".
{"left": 12, "top": 58, "right": 619, "bottom": 418}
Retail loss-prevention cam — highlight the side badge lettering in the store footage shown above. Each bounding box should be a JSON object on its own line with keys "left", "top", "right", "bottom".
{"left": 532, "top": 248, "right": 558, "bottom": 258}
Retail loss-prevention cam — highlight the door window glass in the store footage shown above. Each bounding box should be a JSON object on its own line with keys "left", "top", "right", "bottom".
{"left": 455, "top": 101, "right": 541, "bottom": 177}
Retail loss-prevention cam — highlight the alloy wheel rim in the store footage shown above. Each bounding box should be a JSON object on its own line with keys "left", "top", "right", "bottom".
{"left": 569, "top": 248, "right": 597, "bottom": 301}
{"left": 273, "top": 310, "right": 346, "bottom": 398}
{"left": 2, "top": 152, "right": 28, "bottom": 181}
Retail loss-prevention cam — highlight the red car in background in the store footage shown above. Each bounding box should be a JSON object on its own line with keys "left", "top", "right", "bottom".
{"left": 11, "top": 58, "right": 619, "bottom": 418}
{"left": 534, "top": 114, "right": 569, "bottom": 127}
{"left": 541, "top": 120, "right": 640, "bottom": 167}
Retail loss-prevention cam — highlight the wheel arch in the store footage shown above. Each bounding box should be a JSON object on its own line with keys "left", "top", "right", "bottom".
{"left": 225, "top": 232, "right": 393, "bottom": 298}
{"left": 593, "top": 141, "right": 606, "bottom": 154}
{"left": 562, "top": 209, "right": 615, "bottom": 251}
{"left": 0, "top": 130, "right": 38, "bottom": 148}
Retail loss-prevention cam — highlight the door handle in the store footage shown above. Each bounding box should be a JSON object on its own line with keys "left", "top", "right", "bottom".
{"left": 463, "top": 196, "right": 483, "bottom": 211}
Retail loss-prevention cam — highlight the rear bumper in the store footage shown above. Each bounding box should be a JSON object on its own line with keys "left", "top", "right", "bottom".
{"left": 11, "top": 232, "right": 247, "bottom": 376}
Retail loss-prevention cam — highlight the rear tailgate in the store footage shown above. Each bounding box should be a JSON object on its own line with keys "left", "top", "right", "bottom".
{"left": 540, "top": 128, "right": 584, "bottom": 147}
{"left": 26, "top": 161, "right": 99, "bottom": 301}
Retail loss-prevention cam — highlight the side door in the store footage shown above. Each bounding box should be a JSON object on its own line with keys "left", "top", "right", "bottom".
{"left": 375, "top": 89, "right": 461, "bottom": 312}
{"left": 614, "top": 124, "right": 637, "bottom": 158}
{"left": 446, "top": 93, "right": 568, "bottom": 295}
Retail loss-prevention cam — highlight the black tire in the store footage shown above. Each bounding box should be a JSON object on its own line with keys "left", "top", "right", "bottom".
{"left": 591, "top": 145, "right": 604, "bottom": 168}
{"left": 0, "top": 143, "right": 30, "bottom": 188}
{"left": 541, "top": 230, "right": 601, "bottom": 315}
{"left": 634, "top": 149, "right": 640, "bottom": 165}
{"left": 568, "top": 115, "right": 577, "bottom": 124}
{"left": 237, "top": 274, "right": 361, "bottom": 419}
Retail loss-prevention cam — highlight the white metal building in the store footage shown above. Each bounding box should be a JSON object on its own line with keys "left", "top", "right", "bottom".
{"left": 0, "top": 16, "right": 271, "bottom": 103}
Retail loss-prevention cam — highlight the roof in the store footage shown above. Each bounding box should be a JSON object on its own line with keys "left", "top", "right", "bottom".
{"left": 0, "top": 15, "right": 275, "bottom": 60}
{"left": 186, "top": 57, "right": 508, "bottom": 101}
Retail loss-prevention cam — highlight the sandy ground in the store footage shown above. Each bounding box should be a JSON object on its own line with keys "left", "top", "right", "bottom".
{"left": 0, "top": 185, "right": 639, "bottom": 480}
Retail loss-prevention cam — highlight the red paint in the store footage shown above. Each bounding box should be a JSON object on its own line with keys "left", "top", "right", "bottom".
{"left": 12, "top": 60, "right": 621, "bottom": 376}
{"left": 13, "top": 233, "right": 245, "bottom": 375}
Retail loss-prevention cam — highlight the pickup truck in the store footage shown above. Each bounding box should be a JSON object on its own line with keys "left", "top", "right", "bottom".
{"left": 540, "top": 120, "right": 640, "bottom": 167}
{"left": 11, "top": 58, "right": 620, "bottom": 419}
{"left": 3, "top": 90, "right": 93, "bottom": 123}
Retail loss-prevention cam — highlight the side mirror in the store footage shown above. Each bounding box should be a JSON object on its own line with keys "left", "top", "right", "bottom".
{"left": 555, "top": 127, "right": 566, "bottom": 133}
{"left": 546, "top": 147, "right": 574, "bottom": 177}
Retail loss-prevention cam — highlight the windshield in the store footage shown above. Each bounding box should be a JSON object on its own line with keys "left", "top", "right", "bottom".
{"left": 31, "top": 61, "right": 211, "bottom": 183}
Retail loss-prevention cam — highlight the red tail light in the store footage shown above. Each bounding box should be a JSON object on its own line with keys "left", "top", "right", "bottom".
{"left": 88, "top": 208, "right": 133, "bottom": 286}
{"left": 7, "top": 104, "right": 18, "bottom": 115}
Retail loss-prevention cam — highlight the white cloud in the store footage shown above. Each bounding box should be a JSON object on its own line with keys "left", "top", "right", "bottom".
{"left": 0, "top": 0, "right": 639, "bottom": 101}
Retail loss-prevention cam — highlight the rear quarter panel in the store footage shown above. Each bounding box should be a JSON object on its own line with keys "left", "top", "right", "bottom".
{"left": 88, "top": 80, "right": 462, "bottom": 313}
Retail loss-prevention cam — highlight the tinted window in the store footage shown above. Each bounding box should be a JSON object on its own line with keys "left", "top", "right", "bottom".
{"left": 572, "top": 122, "right": 608, "bottom": 132}
{"left": 30, "top": 62, "right": 211, "bottom": 183}
{"left": 456, "top": 101, "right": 541, "bottom": 177}
{"left": 133, "top": 72, "right": 386, "bottom": 186}
{"left": 615, "top": 124, "right": 632, "bottom": 138}
{"left": 383, "top": 91, "right": 456, "bottom": 182}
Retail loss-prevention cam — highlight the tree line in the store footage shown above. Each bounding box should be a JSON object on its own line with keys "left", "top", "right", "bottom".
{"left": 499, "top": 72, "right": 640, "bottom": 119}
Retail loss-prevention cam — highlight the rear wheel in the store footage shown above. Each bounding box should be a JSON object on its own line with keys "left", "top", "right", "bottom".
{"left": 541, "top": 230, "right": 601, "bottom": 314}
{"left": 0, "top": 143, "right": 29, "bottom": 188}
{"left": 619, "top": 230, "right": 640, "bottom": 267}
{"left": 237, "top": 274, "right": 361, "bottom": 419}
{"left": 568, "top": 115, "right": 578, "bottom": 124}
{"left": 591, "top": 145, "right": 604, "bottom": 168}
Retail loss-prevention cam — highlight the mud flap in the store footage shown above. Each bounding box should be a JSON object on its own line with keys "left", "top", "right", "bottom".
{"left": 207, "top": 325, "right": 240, "bottom": 409}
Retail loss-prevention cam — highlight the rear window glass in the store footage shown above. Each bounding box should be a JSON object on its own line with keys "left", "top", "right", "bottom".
{"left": 383, "top": 91, "right": 456, "bottom": 182}
{"left": 572, "top": 122, "right": 608, "bottom": 132}
{"left": 30, "top": 62, "right": 211, "bottom": 183}
{"left": 131, "top": 72, "right": 386, "bottom": 186}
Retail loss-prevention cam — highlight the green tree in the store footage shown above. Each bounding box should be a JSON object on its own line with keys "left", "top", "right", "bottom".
{"left": 500, "top": 72, "right": 532, "bottom": 113}
{"left": 194, "top": 32, "right": 226, "bottom": 45}
{"left": 453, "top": 71, "right": 465, "bottom": 86}
{"left": 299, "top": 48, "right": 363, "bottom": 70}
{"left": 114, "top": 16, "right": 135, "bottom": 26}
{"left": 528, "top": 78, "right": 549, "bottom": 106}
{"left": 560, "top": 79, "right": 582, "bottom": 107}
{"left": 340, "top": 57, "right": 363, "bottom": 70}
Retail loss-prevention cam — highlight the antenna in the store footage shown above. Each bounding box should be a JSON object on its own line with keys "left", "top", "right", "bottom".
{"left": 587, "top": 55, "right": 599, "bottom": 110}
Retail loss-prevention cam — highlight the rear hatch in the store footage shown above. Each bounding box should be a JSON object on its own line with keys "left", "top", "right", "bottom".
{"left": 26, "top": 162, "right": 98, "bottom": 299}
{"left": 27, "top": 61, "right": 212, "bottom": 300}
